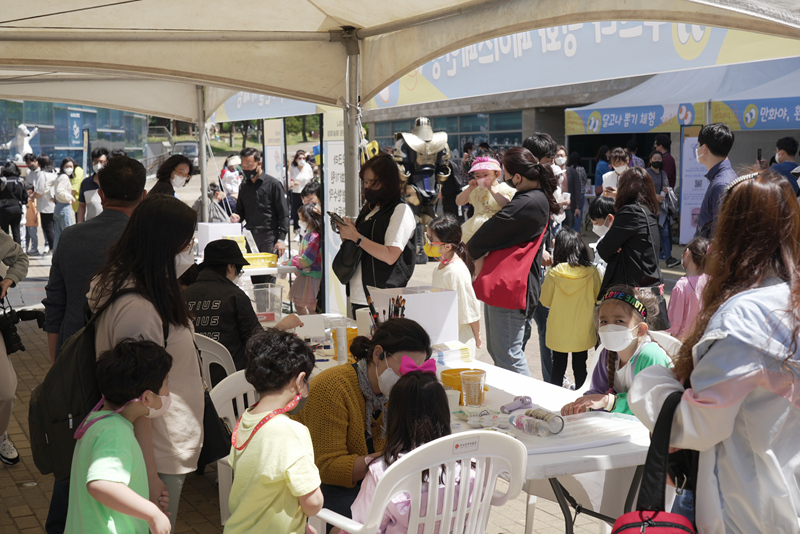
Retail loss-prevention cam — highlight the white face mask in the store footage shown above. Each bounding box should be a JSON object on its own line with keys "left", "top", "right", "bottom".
{"left": 592, "top": 224, "right": 609, "bottom": 238}
{"left": 174, "top": 248, "right": 195, "bottom": 277}
{"left": 146, "top": 395, "right": 171, "bottom": 419}
{"left": 64, "top": 167, "right": 74, "bottom": 176}
{"left": 598, "top": 324, "right": 640, "bottom": 352}
{"left": 297, "top": 159, "right": 305, "bottom": 167}
{"left": 171, "top": 174, "right": 187, "bottom": 189}
{"left": 299, "top": 220, "right": 308, "bottom": 233}
{"left": 92, "top": 163, "right": 103, "bottom": 173}
{"left": 377, "top": 355, "right": 401, "bottom": 397}
{"left": 554, "top": 156, "right": 567, "bottom": 166}
{"left": 775, "top": 152, "right": 781, "bottom": 164}
{"left": 613, "top": 165, "right": 627, "bottom": 175}
{"left": 695, "top": 146, "right": 703, "bottom": 163}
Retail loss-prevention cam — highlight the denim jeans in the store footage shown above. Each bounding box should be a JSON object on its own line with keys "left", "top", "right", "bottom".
{"left": 25, "top": 225, "right": 38, "bottom": 253}
{"left": 658, "top": 216, "right": 672, "bottom": 260}
{"left": 484, "top": 303, "right": 531, "bottom": 376}
{"left": 670, "top": 489, "right": 695, "bottom": 524}
{"left": 53, "top": 202, "right": 74, "bottom": 250}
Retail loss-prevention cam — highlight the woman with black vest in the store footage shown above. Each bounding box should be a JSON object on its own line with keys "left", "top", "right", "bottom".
{"left": 335, "top": 154, "right": 416, "bottom": 317}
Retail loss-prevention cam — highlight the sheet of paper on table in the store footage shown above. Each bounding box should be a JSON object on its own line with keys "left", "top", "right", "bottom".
{"left": 508, "top": 411, "right": 649, "bottom": 455}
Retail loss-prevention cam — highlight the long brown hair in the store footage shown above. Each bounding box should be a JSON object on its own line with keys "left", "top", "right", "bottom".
{"left": 616, "top": 167, "right": 660, "bottom": 216}
{"left": 502, "top": 147, "right": 561, "bottom": 214}
{"left": 673, "top": 171, "right": 800, "bottom": 381}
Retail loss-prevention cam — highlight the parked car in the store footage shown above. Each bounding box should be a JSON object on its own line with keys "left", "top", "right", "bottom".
{"left": 173, "top": 141, "right": 200, "bottom": 173}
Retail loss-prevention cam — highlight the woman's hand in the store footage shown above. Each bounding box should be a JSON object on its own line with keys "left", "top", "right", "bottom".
{"left": 603, "top": 186, "right": 617, "bottom": 198}
{"left": 336, "top": 217, "right": 360, "bottom": 242}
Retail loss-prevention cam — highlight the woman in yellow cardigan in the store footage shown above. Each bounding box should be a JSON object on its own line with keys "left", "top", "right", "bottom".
{"left": 293, "top": 318, "right": 432, "bottom": 529}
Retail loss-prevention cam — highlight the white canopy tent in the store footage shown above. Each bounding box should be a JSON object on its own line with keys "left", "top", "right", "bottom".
{"left": 1, "top": 0, "right": 799, "bottom": 219}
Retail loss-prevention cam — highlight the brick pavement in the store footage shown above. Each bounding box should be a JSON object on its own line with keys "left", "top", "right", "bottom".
{"left": 0, "top": 227, "right": 683, "bottom": 534}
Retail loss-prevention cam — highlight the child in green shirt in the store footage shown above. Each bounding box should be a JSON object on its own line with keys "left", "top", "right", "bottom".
{"left": 66, "top": 340, "right": 173, "bottom": 534}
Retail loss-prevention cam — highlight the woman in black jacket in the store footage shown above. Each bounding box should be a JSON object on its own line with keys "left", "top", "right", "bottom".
{"left": 596, "top": 167, "right": 670, "bottom": 329}
{"left": 149, "top": 154, "right": 192, "bottom": 197}
{"left": 0, "top": 162, "right": 29, "bottom": 245}
{"left": 468, "top": 147, "right": 560, "bottom": 376}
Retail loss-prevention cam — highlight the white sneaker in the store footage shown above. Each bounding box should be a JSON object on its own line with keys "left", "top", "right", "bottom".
{"left": 0, "top": 432, "right": 19, "bottom": 465}
{"left": 562, "top": 377, "right": 575, "bottom": 390}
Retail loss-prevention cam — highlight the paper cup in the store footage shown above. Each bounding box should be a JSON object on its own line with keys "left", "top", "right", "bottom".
{"left": 445, "top": 389, "right": 461, "bottom": 412}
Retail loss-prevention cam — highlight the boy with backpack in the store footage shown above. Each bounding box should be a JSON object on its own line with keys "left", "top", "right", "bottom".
{"left": 65, "top": 340, "right": 172, "bottom": 534}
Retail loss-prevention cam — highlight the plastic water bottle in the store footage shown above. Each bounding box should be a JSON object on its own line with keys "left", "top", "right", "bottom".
{"left": 509, "top": 415, "right": 551, "bottom": 437}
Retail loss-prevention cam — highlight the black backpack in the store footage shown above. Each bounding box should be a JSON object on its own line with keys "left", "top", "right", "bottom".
{"left": 29, "top": 289, "right": 167, "bottom": 481}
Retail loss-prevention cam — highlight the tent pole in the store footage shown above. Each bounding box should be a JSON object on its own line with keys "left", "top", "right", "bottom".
{"left": 343, "top": 31, "right": 360, "bottom": 219}
{"left": 197, "top": 85, "right": 209, "bottom": 222}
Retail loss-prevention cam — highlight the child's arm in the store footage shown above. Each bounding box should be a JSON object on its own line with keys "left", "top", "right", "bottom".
{"left": 292, "top": 233, "right": 320, "bottom": 270}
{"left": 489, "top": 186, "right": 512, "bottom": 208}
{"left": 87, "top": 480, "right": 171, "bottom": 534}
{"left": 469, "top": 320, "right": 482, "bottom": 349}
{"left": 298, "top": 486, "right": 324, "bottom": 517}
{"left": 455, "top": 182, "right": 476, "bottom": 206}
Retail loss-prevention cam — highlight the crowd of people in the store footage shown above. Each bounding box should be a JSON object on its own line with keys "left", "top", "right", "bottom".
{"left": 0, "top": 119, "right": 796, "bottom": 534}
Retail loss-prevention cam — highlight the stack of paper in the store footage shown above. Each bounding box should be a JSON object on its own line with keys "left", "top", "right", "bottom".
{"left": 431, "top": 341, "right": 472, "bottom": 365}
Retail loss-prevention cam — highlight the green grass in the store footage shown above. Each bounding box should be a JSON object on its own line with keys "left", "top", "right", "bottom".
{"left": 146, "top": 132, "right": 318, "bottom": 158}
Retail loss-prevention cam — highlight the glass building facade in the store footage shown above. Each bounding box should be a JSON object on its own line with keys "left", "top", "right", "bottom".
{"left": 0, "top": 99, "right": 147, "bottom": 163}
{"left": 369, "top": 110, "right": 523, "bottom": 157}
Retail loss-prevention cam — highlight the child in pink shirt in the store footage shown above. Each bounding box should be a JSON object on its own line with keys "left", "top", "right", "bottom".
{"left": 667, "top": 236, "right": 709, "bottom": 340}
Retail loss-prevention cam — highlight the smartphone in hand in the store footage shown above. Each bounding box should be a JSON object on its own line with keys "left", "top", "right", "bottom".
{"left": 328, "top": 211, "right": 345, "bottom": 225}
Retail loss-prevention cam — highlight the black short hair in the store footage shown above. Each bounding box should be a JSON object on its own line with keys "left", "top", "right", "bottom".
{"left": 2, "top": 162, "right": 21, "bottom": 178}
{"left": 239, "top": 147, "right": 262, "bottom": 162}
{"left": 22, "top": 153, "right": 37, "bottom": 164}
{"left": 301, "top": 180, "right": 321, "bottom": 199}
{"left": 777, "top": 136, "right": 799, "bottom": 157}
{"left": 478, "top": 142, "right": 491, "bottom": 150}
{"left": 110, "top": 148, "right": 127, "bottom": 158}
{"left": 97, "top": 156, "right": 146, "bottom": 205}
{"left": 553, "top": 227, "right": 592, "bottom": 267}
{"left": 36, "top": 155, "right": 53, "bottom": 171}
{"left": 654, "top": 134, "right": 671, "bottom": 151}
{"left": 91, "top": 147, "right": 109, "bottom": 161}
{"left": 698, "top": 123, "right": 734, "bottom": 158}
{"left": 588, "top": 195, "right": 616, "bottom": 220}
{"left": 522, "top": 133, "right": 557, "bottom": 160}
{"left": 96, "top": 339, "right": 172, "bottom": 406}
{"left": 462, "top": 141, "right": 474, "bottom": 153}
{"left": 625, "top": 139, "right": 638, "bottom": 153}
{"left": 245, "top": 329, "right": 315, "bottom": 395}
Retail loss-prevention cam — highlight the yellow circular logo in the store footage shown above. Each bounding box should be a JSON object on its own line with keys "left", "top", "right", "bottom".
{"left": 743, "top": 104, "right": 759, "bottom": 129}
{"left": 586, "top": 111, "right": 602, "bottom": 134}
{"left": 672, "top": 24, "right": 710, "bottom": 60}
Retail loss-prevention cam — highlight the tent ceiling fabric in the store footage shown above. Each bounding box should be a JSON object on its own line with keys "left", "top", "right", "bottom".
{"left": 0, "top": 0, "right": 798, "bottom": 116}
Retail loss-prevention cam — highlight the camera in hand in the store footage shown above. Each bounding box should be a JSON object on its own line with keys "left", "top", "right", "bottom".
{"left": 0, "top": 307, "right": 24, "bottom": 354}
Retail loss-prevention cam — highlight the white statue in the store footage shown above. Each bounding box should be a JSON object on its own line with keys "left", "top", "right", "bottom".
{"left": 2, "top": 124, "right": 39, "bottom": 163}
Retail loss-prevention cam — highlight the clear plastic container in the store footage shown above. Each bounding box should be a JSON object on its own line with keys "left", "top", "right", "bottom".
{"left": 509, "top": 415, "right": 551, "bottom": 437}
{"left": 525, "top": 408, "right": 565, "bottom": 434}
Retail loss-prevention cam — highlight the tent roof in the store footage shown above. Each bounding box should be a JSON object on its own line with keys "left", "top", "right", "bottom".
{"left": 567, "top": 56, "right": 800, "bottom": 112}
{"left": 0, "top": 0, "right": 799, "bottom": 121}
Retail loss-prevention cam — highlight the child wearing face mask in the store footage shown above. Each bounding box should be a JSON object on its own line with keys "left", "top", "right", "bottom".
{"left": 666, "top": 237, "right": 709, "bottom": 341}
{"left": 66, "top": 340, "right": 173, "bottom": 534}
{"left": 344, "top": 369, "right": 476, "bottom": 534}
{"left": 601, "top": 147, "right": 629, "bottom": 197}
{"left": 288, "top": 203, "right": 323, "bottom": 315}
{"left": 560, "top": 286, "right": 670, "bottom": 416}
{"left": 587, "top": 195, "right": 616, "bottom": 277}
{"left": 456, "top": 157, "right": 515, "bottom": 243}
{"left": 226, "top": 329, "right": 323, "bottom": 534}
{"left": 540, "top": 228, "right": 600, "bottom": 389}
{"left": 427, "top": 215, "right": 482, "bottom": 356}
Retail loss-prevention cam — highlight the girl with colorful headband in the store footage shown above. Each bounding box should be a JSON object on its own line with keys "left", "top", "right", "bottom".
{"left": 560, "top": 285, "right": 670, "bottom": 416}
{"left": 455, "top": 156, "right": 515, "bottom": 243}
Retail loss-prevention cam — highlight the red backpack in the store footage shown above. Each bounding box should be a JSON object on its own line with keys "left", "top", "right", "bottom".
{"left": 611, "top": 391, "right": 695, "bottom": 533}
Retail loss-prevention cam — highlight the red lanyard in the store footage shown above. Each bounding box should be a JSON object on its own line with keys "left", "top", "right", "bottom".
{"left": 231, "top": 394, "right": 301, "bottom": 451}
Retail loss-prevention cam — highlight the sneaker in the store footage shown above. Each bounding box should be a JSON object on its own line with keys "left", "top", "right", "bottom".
{"left": 0, "top": 432, "right": 20, "bottom": 465}
{"left": 665, "top": 257, "right": 681, "bottom": 268}
{"left": 562, "top": 377, "right": 575, "bottom": 390}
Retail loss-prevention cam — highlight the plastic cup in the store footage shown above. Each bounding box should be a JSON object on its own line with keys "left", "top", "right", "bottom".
{"left": 561, "top": 192, "right": 571, "bottom": 203}
{"left": 460, "top": 370, "right": 486, "bottom": 407}
{"left": 445, "top": 390, "right": 461, "bottom": 412}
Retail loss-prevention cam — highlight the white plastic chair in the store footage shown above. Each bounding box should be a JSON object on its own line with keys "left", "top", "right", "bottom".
{"left": 195, "top": 333, "right": 237, "bottom": 387}
{"left": 311, "top": 430, "right": 527, "bottom": 534}
{"left": 209, "top": 370, "right": 260, "bottom": 525}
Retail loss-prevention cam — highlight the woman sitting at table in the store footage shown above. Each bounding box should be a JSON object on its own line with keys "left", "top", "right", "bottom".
{"left": 293, "top": 318, "right": 432, "bottom": 529}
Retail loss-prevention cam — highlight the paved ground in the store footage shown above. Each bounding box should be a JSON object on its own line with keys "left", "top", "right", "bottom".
{"left": 0, "top": 182, "right": 685, "bottom": 533}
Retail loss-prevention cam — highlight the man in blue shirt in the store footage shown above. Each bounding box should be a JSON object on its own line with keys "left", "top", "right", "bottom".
{"left": 695, "top": 123, "right": 737, "bottom": 238}
{"left": 770, "top": 136, "right": 800, "bottom": 196}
